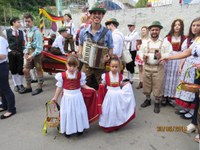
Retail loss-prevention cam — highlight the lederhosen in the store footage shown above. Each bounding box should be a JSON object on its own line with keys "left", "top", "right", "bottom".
{"left": 6, "top": 29, "right": 24, "bottom": 75}
{"left": 24, "top": 30, "right": 43, "bottom": 71}
{"left": 81, "top": 27, "right": 108, "bottom": 90}
{"left": 64, "top": 22, "right": 75, "bottom": 52}
{"left": 143, "top": 40, "right": 164, "bottom": 101}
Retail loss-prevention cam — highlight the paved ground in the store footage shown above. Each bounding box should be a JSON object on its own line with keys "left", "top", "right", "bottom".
{"left": 0, "top": 73, "right": 199, "bottom": 150}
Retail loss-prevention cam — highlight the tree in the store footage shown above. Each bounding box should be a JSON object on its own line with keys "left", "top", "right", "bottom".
{"left": 0, "top": 0, "right": 56, "bottom": 26}
{"left": 135, "top": 0, "right": 148, "bottom": 8}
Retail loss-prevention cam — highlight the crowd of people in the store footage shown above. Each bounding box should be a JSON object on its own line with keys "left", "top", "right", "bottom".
{"left": 0, "top": 1, "right": 200, "bottom": 143}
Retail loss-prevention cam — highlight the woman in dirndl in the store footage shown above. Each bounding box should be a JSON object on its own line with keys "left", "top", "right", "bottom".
{"left": 162, "top": 19, "right": 186, "bottom": 106}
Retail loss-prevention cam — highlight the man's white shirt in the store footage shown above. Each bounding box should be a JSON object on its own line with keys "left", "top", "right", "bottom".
{"left": 124, "top": 29, "right": 140, "bottom": 51}
{"left": 52, "top": 35, "right": 66, "bottom": 54}
{"left": 112, "top": 29, "right": 124, "bottom": 57}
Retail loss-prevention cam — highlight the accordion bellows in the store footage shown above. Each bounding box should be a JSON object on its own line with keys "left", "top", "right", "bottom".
{"left": 81, "top": 41, "right": 108, "bottom": 69}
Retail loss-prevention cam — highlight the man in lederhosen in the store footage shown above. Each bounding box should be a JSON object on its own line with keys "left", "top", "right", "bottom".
{"left": 4, "top": 17, "right": 26, "bottom": 92}
{"left": 138, "top": 21, "right": 172, "bottom": 113}
{"left": 19, "top": 13, "right": 44, "bottom": 96}
{"left": 63, "top": 13, "right": 76, "bottom": 53}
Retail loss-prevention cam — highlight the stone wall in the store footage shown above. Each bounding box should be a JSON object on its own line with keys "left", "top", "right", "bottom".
{"left": 70, "top": 2, "right": 200, "bottom": 37}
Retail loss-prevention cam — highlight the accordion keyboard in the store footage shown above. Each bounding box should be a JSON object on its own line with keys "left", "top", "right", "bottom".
{"left": 83, "top": 42, "right": 92, "bottom": 63}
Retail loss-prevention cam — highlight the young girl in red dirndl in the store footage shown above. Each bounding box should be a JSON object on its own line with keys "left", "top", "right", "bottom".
{"left": 98, "top": 56, "right": 136, "bottom": 132}
{"left": 51, "top": 55, "right": 96, "bottom": 137}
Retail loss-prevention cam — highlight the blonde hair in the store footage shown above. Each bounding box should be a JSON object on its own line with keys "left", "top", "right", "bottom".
{"left": 80, "top": 15, "right": 88, "bottom": 24}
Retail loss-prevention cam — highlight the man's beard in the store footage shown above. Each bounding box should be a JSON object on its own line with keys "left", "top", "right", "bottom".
{"left": 151, "top": 34, "right": 159, "bottom": 39}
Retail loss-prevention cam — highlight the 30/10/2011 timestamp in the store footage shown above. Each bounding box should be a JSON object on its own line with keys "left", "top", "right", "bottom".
{"left": 157, "top": 126, "right": 187, "bottom": 132}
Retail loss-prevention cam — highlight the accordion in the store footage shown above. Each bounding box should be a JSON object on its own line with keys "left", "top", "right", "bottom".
{"left": 81, "top": 41, "right": 108, "bottom": 69}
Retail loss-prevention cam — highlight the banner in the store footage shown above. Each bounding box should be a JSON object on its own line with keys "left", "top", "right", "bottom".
{"left": 39, "top": 8, "right": 64, "bottom": 22}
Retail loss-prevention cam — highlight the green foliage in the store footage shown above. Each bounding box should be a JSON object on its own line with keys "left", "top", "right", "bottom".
{"left": 0, "top": 0, "right": 56, "bottom": 26}
{"left": 135, "top": 0, "right": 148, "bottom": 8}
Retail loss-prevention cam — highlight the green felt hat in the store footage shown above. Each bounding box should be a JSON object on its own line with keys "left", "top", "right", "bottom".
{"left": 58, "top": 27, "right": 67, "bottom": 33}
{"left": 148, "top": 21, "right": 163, "bottom": 29}
{"left": 105, "top": 18, "right": 119, "bottom": 26}
{"left": 89, "top": 2, "right": 106, "bottom": 14}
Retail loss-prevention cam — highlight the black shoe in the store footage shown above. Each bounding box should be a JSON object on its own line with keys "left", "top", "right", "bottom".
{"left": 161, "top": 99, "right": 167, "bottom": 106}
{"left": 32, "top": 88, "right": 43, "bottom": 96}
{"left": 1, "top": 112, "right": 16, "bottom": 119}
{"left": 14, "top": 86, "right": 20, "bottom": 92}
{"left": 154, "top": 103, "right": 160, "bottom": 113}
{"left": 168, "top": 98, "right": 175, "bottom": 107}
{"left": 18, "top": 88, "right": 32, "bottom": 94}
{"left": 65, "top": 134, "right": 71, "bottom": 138}
{"left": 141, "top": 99, "right": 151, "bottom": 108}
{"left": 77, "top": 132, "right": 83, "bottom": 136}
{"left": 18, "top": 85, "right": 26, "bottom": 91}
{"left": 31, "top": 80, "right": 37, "bottom": 83}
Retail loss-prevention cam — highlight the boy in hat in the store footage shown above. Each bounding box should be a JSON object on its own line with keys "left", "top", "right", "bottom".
{"left": 63, "top": 13, "right": 76, "bottom": 52}
{"left": 138, "top": 21, "right": 172, "bottom": 113}
{"left": 78, "top": 2, "right": 113, "bottom": 90}
{"left": 50, "top": 27, "right": 68, "bottom": 55}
